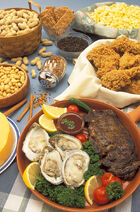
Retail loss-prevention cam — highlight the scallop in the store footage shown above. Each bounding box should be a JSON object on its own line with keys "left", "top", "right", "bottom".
{"left": 22, "top": 122, "right": 50, "bottom": 161}
{"left": 62, "top": 150, "right": 90, "bottom": 188}
{"left": 40, "top": 149, "right": 63, "bottom": 185}
{"left": 49, "top": 134, "right": 82, "bottom": 160}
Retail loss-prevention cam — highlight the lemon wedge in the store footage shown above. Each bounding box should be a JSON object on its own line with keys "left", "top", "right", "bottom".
{"left": 22, "top": 162, "right": 40, "bottom": 190}
{"left": 39, "top": 114, "right": 57, "bottom": 132}
{"left": 84, "top": 175, "right": 101, "bottom": 205}
{"left": 42, "top": 104, "right": 67, "bottom": 119}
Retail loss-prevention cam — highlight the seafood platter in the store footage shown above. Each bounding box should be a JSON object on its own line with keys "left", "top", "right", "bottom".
{"left": 17, "top": 98, "right": 140, "bottom": 211}
{"left": 0, "top": 0, "right": 140, "bottom": 212}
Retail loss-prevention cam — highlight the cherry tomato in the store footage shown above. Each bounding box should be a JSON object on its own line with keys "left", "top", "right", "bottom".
{"left": 101, "top": 172, "right": 114, "bottom": 187}
{"left": 102, "top": 173, "right": 123, "bottom": 187}
{"left": 109, "top": 176, "right": 123, "bottom": 186}
{"left": 76, "top": 134, "right": 87, "bottom": 143}
{"left": 67, "top": 105, "right": 79, "bottom": 113}
{"left": 93, "top": 186, "right": 110, "bottom": 205}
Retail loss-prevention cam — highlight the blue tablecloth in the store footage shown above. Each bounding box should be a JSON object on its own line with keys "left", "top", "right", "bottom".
{"left": 0, "top": 0, "right": 140, "bottom": 212}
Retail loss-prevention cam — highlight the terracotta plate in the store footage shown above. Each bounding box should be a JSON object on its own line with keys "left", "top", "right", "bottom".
{"left": 17, "top": 98, "right": 140, "bottom": 212}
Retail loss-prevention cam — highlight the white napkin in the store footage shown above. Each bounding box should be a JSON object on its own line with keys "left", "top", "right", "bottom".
{"left": 55, "top": 39, "right": 140, "bottom": 108}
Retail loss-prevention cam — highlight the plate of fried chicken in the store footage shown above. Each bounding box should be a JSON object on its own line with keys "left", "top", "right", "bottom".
{"left": 86, "top": 36, "right": 140, "bottom": 94}
{"left": 55, "top": 36, "right": 140, "bottom": 108}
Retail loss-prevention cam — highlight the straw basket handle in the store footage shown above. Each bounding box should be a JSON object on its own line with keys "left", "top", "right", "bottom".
{"left": 28, "top": 0, "right": 41, "bottom": 13}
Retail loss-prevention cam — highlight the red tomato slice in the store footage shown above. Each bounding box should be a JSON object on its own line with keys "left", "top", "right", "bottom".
{"left": 93, "top": 186, "right": 110, "bottom": 205}
{"left": 101, "top": 172, "right": 114, "bottom": 187}
{"left": 76, "top": 134, "right": 87, "bottom": 143}
{"left": 67, "top": 105, "right": 79, "bottom": 113}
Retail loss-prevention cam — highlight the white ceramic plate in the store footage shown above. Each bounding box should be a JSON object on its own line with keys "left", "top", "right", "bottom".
{"left": 0, "top": 118, "right": 20, "bottom": 174}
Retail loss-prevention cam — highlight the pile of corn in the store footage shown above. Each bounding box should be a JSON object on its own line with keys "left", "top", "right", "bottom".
{"left": 89, "top": 3, "right": 140, "bottom": 29}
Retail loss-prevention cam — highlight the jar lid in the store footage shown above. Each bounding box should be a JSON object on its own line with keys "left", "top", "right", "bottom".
{"left": 38, "top": 71, "right": 57, "bottom": 88}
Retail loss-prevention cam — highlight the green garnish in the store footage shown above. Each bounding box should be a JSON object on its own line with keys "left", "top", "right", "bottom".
{"left": 35, "top": 174, "right": 85, "bottom": 208}
{"left": 61, "top": 118, "right": 75, "bottom": 129}
{"left": 82, "top": 141, "right": 105, "bottom": 180}
{"left": 48, "top": 131, "right": 62, "bottom": 137}
{"left": 69, "top": 97, "right": 91, "bottom": 112}
{"left": 106, "top": 181, "right": 124, "bottom": 200}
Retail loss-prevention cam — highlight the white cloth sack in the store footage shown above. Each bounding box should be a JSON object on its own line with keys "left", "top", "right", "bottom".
{"left": 55, "top": 39, "right": 140, "bottom": 108}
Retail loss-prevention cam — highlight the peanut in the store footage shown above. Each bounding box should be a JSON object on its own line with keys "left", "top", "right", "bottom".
{"left": 31, "top": 69, "right": 37, "bottom": 78}
{"left": 36, "top": 60, "right": 42, "bottom": 70}
{"left": 11, "top": 57, "right": 22, "bottom": 62}
{"left": 0, "top": 9, "right": 39, "bottom": 37}
{"left": 41, "top": 38, "right": 53, "bottom": 46}
{"left": 38, "top": 47, "right": 46, "bottom": 55}
{"left": 39, "top": 52, "right": 52, "bottom": 58}
{"left": 31, "top": 57, "right": 40, "bottom": 66}
{"left": 16, "top": 60, "right": 22, "bottom": 66}
{"left": 0, "top": 65, "right": 25, "bottom": 98}
{"left": 23, "top": 56, "right": 29, "bottom": 65}
{"left": 0, "top": 57, "right": 4, "bottom": 63}
{"left": 21, "top": 64, "right": 28, "bottom": 72}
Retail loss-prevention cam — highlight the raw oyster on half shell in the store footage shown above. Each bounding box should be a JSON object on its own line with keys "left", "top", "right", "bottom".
{"left": 40, "top": 149, "right": 63, "bottom": 185}
{"left": 62, "top": 150, "right": 90, "bottom": 188}
{"left": 49, "top": 134, "right": 82, "bottom": 160}
{"left": 22, "top": 122, "right": 50, "bottom": 161}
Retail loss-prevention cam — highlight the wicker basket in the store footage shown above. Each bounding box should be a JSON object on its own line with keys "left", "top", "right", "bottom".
{"left": 0, "top": 1, "right": 42, "bottom": 58}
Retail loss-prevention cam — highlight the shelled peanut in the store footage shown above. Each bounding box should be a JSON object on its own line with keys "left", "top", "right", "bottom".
{"left": 0, "top": 65, "right": 26, "bottom": 98}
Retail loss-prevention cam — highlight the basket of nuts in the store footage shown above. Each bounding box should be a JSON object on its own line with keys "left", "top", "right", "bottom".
{"left": 0, "top": 63, "right": 30, "bottom": 108}
{"left": 0, "top": 0, "right": 42, "bottom": 58}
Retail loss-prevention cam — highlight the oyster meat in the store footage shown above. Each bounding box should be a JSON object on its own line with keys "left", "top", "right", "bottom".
{"left": 49, "top": 134, "right": 82, "bottom": 160}
{"left": 22, "top": 122, "right": 50, "bottom": 161}
{"left": 62, "top": 150, "right": 90, "bottom": 188}
{"left": 40, "top": 149, "right": 63, "bottom": 185}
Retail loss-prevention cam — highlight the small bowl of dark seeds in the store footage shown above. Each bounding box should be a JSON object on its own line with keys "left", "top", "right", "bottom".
{"left": 55, "top": 31, "right": 92, "bottom": 60}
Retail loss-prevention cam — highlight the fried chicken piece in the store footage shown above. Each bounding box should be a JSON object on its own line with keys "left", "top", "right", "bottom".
{"left": 101, "top": 66, "right": 140, "bottom": 91}
{"left": 87, "top": 44, "right": 120, "bottom": 78}
{"left": 110, "top": 36, "right": 140, "bottom": 54}
{"left": 96, "top": 58, "right": 119, "bottom": 78}
{"left": 87, "top": 44, "right": 119, "bottom": 67}
{"left": 119, "top": 52, "right": 140, "bottom": 69}
{"left": 54, "top": 6, "right": 69, "bottom": 21}
{"left": 130, "top": 42, "right": 140, "bottom": 55}
{"left": 123, "top": 79, "right": 140, "bottom": 94}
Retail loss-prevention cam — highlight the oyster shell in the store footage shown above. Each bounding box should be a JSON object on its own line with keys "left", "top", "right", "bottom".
{"left": 40, "top": 149, "right": 63, "bottom": 185}
{"left": 49, "top": 134, "right": 82, "bottom": 160}
{"left": 62, "top": 150, "right": 90, "bottom": 188}
{"left": 22, "top": 122, "right": 50, "bottom": 161}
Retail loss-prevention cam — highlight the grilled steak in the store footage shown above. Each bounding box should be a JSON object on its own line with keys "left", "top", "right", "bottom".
{"left": 84, "top": 109, "right": 140, "bottom": 180}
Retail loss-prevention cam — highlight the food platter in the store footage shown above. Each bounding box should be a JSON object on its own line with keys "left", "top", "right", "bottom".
{"left": 0, "top": 118, "right": 20, "bottom": 174}
{"left": 17, "top": 98, "right": 140, "bottom": 212}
